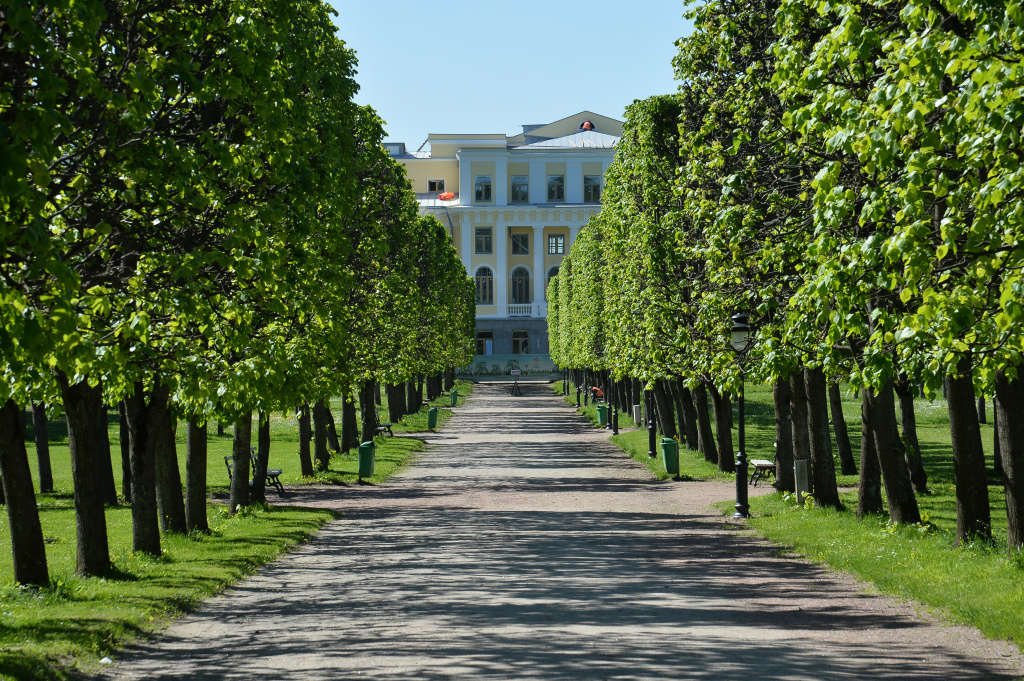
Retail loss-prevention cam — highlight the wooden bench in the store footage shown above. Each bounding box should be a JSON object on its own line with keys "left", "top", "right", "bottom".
{"left": 749, "top": 456, "right": 776, "bottom": 487}
{"left": 375, "top": 422, "right": 394, "bottom": 437}
{"left": 224, "top": 453, "right": 285, "bottom": 495}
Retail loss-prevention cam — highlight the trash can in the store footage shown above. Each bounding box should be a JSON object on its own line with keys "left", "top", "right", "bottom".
{"left": 596, "top": 403, "right": 608, "bottom": 426}
{"left": 450, "top": 388, "right": 458, "bottom": 406}
{"left": 661, "top": 437, "right": 679, "bottom": 476}
{"left": 358, "top": 441, "right": 375, "bottom": 479}
{"left": 428, "top": 406, "right": 439, "bottom": 430}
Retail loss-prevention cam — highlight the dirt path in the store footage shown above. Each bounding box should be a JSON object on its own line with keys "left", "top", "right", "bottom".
{"left": 107, "top": 383, "right": 1023, "bottom": 680}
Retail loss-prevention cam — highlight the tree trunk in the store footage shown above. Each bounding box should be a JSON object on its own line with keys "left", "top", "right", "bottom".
{"left": 946, "top": 356, "right": 991, "bottom": 542}
{"left": 668, "top": 379, "right": 690, "bottom": 447}
{"left": 828, "top": 383, "right": 857, "bottom": 475}
{"left": 313, "top": 399, "right": 329, "bottom": 472}
{"left": 0, "top": 399, "right": 49, "bottom": 585}
{"left": 97, "top": 403, "right": 117, "bottom": 505}
{"left": 857, "top": 390, "right": 884, "bottom": 517}
{"left": 444, "top": 368, "right": 455, "bottom": 391}
{"left": 789, "top": 372, "right": 812, "bottom": 489}
{"left": 674, "top": 379, "right": 699, "bottom": 451}
{"left": 773, "top": 378, "right": 795, "bottom": 493}
{"left": 804, "top": 367, "right": 840, "bottom": 508}
{"left": 653, "top": 380, "right": 677, "bottom": 439}
{"left": 117, "top": 401, "right": 131, "bottom": 502}
{"left": 229, "top": 412, "right": 252, "bottom": 514}
{"left": 31, "top": 403, "right": 54, "bottom": 494}
{"left": 145, "top": 385, "right": 186, "bottom": 534}
{"left": 996, "top": 370, "right": 1024, "bottom": 552}
{"left": 297, "top": 404, "right": 313, "bottom": 477}
{"left": 57, "top": 371, "right": 110, "bottom": 576}
{"left": 867, "top": 380, "right": 921, "bottom": 524}
{"left": 386, "top": 384, "right": 404, "bottom": 424}
{"left": 325, "top": 406, "right": 341, "bottom": 453}
{"left": 342, "top": 392, "right": 359, "bottom": 452}
{"left": 217, "top": 421, "right": 225, "bottom": 437}
{"left": 894, "top": 375, "right": 928, "bottom": 493}
{"left": 185, "top": 417, "right": 209, "bottom": 533}
{"left": 707, "top": 383, "right": 734, "bottom": 473}
{"left": 692, "top": 383, "right": 717, "bottom": 463}
{"left": 375, "top": 382, "right": 383, "bottom": 406}
{"left": 122, "top": 384, "right": 160, "bottom": 555}
{"left": 978, "top": 396, "right": 987, "bottom": 424}
{"left": 360, "top": 381, "right": 378, "bottom": 443}
{"left": 251, "top": 412, "right": 271, "bottom": 504}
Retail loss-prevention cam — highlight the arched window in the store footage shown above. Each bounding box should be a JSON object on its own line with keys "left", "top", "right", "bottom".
{"left": 510, "top": 266, "right": 531, "bottom": 304}
{"left": 546, "top": 266, "right": 560, "bottom": 298}
{"left": 475, "top": 267, "right": 494, "bottom": 304}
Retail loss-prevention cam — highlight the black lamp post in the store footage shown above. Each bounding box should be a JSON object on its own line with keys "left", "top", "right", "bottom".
{"left": 646, "top": 389, "right": 656, "bottom": 458}
{"left": 606, "top": 376, "right": 614, "bottom": 430}
{"left": 576, "top": 384, "right": 581, "bottom": 407}
{"left": 730, "top": 311, "right": 752, "bottom": 519}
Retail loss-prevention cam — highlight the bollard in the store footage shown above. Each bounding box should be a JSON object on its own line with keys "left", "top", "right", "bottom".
{"left": 358, "top": 441, "right": 376, "bottom": 479}
{"left": 450, "top": 388, "right": 458, "bottom": 407}
{"left": 428, "top": 406, "right": 439, "bottom": 430}
{"left": 632, "top": 405, "right": 642, "bottom": 426}
{"left": 661, "top": 437, "right": 679, "bottom": 476}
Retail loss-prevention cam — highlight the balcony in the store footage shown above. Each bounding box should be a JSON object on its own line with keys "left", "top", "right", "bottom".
{"left": 506, "top": 303, "right": 547, "bottom": 318}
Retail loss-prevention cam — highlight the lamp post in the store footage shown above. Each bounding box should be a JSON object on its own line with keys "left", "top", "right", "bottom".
{"left": 730, "top": 312, "right": 752, "bottom": 519}
{"left": 646, "top": 389, "right": 656, "bottom": 458}
{"left": 606, "top": 376, "right": 614, "bottom": 430}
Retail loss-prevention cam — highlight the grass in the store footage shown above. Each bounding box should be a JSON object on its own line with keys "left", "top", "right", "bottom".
{"left": 0, "top": 380, "right": 474, "bottom": 680}
{"left": 558, "top": 379, "right": 1024, "bottom": 651}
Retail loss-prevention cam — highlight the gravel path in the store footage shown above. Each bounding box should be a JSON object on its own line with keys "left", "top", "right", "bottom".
{"left": 107, "top": 382, "right": 1023, "bottom": 680}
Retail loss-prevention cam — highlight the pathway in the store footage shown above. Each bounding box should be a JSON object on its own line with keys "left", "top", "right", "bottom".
{"left": 107, "top": 383, "right": 1023, "bottom": 680}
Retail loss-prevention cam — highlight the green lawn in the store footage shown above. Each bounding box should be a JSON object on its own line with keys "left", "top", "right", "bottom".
{"left": 559, "top": 379, "right": 1023, "bottom": 651}
{"left": 0, "top": 380, "right": 473, "bottom": 680}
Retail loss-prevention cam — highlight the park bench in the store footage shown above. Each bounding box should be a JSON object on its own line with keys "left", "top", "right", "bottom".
{"left": 375, "top": 422, "right": 394, "bottom": 437}
{"left": 749, "top": 454, "right": 776, "bottom": 487}
{"left": 224, "top": 452, "right": 285, "bottom": 495}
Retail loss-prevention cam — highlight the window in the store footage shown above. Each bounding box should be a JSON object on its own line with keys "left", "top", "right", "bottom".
{"left": 475, "top": 227, "right": 492, "bottom": 254}
{"left": 546, "top": 266, "right": 560, "bottom": 297}
{"left": 512, "top": 330, "right": 530, "bottom": 355}
{"left": 511, "top": 234, "right": 529, "bottom": 255}
{"left": 547, "top": 175, "right": 564, "bottom": 202}
{"left": 511, "top": 175, "right": 529, "bottom": 203}
{"left": 476, "top": 331, "right": 493, "bottom": 356}
{"left": 475, "top": 267, "right": 494, "bottom": 304}
{"left": 510, "top": 267, "right": 531, "bottom": 304}
{"left": 475, "top": 175, "right": 492, "bottom": 202}
{"left": 548, "top": 234, "right": 565, "bottom": 255}
{"left": 584, "top": 175, "right": 602, "bottom": 203}
{"left": 428, "top": 179, "right": 445, "bottom": 192}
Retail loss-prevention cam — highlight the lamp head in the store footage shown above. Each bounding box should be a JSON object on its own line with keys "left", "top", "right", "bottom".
{"left": 730, "top": 312, "right": 752, "bottom": 353}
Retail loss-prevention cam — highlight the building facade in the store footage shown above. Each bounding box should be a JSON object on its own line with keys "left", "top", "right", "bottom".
{"left": 388, "top": 111, "right": 622, "bottom": 358}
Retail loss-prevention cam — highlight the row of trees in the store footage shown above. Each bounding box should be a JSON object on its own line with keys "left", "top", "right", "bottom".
{"left": 0, "top": 1, "right": 474, "bottom": 585}
{"left": 549, "top": 0, "right": 1023, "bottom": 551}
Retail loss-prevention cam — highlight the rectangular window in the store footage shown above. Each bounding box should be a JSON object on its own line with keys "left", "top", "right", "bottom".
{"left": 475, "top": 175, "right": 492, "bottom": 202}
{"left": 475, "top": 227, "right": 492, "bottom": 254}
{"left": 476, "top": 331, "right": 494, "bottom": 356}
{"left": 584, "top": 175, "right": 602, "bottom": 203}
{"left": 512, "top": 330, "right": 530, "bottom": 355}
{"left": 428, "top": 179, "right": 445, "bottom": 192}
{"left": 511, "top": 175, "right": 529, "bottom": 203}
{"left": 547, "top": 175, "right": 564, "bottom": 202}
{"left": 511, "top": 234, "right": 529, "bottom": 255}
{"left": 548, "top": 234, "right": 565, "bottom": 255}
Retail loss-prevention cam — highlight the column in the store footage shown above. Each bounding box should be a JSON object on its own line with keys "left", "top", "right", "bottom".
{"left": 529, "top": 160, "right": 546, "bottom": 205}
{"left": 460, "top": 214, "right": 472, "bottom": 273}
{"left": 532, "top": 225, "right": 545, "bottom": 316}
{"left": 495, "top": 156, "right": 508, "bottom": 206}
{"left": 495, "top": 220, "right": 507, "bottom": 317}
{"left": 566, "top": 159, "right": 583, "bottom": 204}
{"left": 459, "top": 153, "right": 473, "bottom": 206}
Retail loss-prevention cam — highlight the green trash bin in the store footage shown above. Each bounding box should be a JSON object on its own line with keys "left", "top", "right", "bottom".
{"left": 596, "top": 403, "right": 608, "bottom": 426}
{"left": 428, "top": 406, "right": 439, "bottom": 430}
{"left": 661, "top": 437, "right": 679, "bottom": 476}
{"left": 450, "top": 388, "right": 458, "bottom": 406}
{"left": 358, "top": 441, "right": 375, "bottom": 479}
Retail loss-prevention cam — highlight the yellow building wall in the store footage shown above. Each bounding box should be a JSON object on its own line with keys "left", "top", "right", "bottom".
{"left": 582, "top": 162, "right": 603, "bottom": 177}
{"left": 401, "top": 159, "right": 460, "bottom": 193}
{"left": 475, "top": 305, "right": 498, "bottom": 316}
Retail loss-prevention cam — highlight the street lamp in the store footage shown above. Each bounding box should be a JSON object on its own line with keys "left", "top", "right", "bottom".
{"left": 730, "top": 312, "right": 753, "bottom": 519}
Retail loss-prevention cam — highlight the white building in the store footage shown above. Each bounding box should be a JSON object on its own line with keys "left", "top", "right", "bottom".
{"left": 388, "top": 111, "right": 622, "bottom": 357}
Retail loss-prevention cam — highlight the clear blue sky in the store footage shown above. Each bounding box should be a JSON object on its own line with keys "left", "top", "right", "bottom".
{"left": 324, "top": 1, "right": 693, "bottom": 146}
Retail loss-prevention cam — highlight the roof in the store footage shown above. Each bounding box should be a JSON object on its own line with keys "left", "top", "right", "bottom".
{"left": 517, "top": 130, "right": 620, "bottom": 149}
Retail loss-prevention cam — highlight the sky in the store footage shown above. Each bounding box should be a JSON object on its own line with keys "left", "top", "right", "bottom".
{"left": 324, "top": 1, "right": 694, "bottom": 147}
